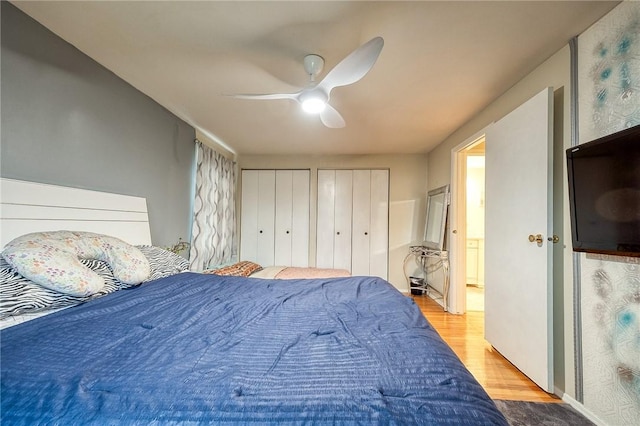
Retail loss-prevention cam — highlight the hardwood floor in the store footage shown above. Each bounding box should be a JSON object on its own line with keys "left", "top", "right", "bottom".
{"left": 411, "top": 294, "right": 561, "bottom": 402}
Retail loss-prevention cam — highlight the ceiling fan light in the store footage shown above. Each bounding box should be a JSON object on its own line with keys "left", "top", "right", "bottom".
{"left": 301, "top": 97, "right": 327, "bottom": 114}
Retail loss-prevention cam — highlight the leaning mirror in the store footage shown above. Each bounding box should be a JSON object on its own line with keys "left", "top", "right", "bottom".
{"left": 423, "top": 185, "right": 450, "bottom": 251}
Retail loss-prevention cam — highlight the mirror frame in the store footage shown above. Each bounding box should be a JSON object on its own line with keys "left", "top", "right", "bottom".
{"left": 423, "top": 184, "right": 450, "bottom": 250}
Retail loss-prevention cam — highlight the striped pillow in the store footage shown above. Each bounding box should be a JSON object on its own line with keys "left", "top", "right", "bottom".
{"left": 0, "top": 245, "right": 191, "bottom": 319}
{"left": 136, "top": 246, "right": 190, "bottom": 281}
{"left": 0, "top": 257, "right": 123, "bottom": 320}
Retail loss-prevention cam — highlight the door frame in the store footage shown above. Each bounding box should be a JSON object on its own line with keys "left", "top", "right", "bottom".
{"left": 449, "top": 130, "right": 487, "bottom": 315}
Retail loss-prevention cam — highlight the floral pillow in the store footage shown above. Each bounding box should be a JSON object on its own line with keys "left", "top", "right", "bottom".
{"left": 1, "top": 231, "right": 150, "bottom": 297}
{"left": 204, "top": 261, "right": 262, "bottom": 277}
{"left": 0, "top": 245, "right": 190, "bottom": 320}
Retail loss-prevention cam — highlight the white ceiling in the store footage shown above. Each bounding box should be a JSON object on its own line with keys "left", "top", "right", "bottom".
{"left": 12, "top": 1, "right": 618, "bottom": 155}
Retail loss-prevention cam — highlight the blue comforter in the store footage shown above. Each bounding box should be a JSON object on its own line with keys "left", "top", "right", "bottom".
{"left": 1, "top": 273, "right": 507, "bottom": 425}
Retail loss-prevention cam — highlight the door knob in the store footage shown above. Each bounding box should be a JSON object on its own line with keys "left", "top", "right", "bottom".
{"left": 528, "top": 234, "right": 543, "bottom": 244}
{"left": 547, "top": 235, "right": 559, "bottom": 243}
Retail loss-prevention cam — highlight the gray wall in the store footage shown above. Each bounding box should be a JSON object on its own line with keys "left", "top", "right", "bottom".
{"left": 1, "top": 2, "right": 195, "bottom": 248}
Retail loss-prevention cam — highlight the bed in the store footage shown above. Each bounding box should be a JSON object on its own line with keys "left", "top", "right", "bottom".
{"left": 207, "top": 262, "right": 351, "bottom": 280}
{"left": 0, "top": 179, "right": 508, "bottom": 425}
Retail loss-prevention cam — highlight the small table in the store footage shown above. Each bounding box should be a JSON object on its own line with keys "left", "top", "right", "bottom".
{"left": 404, "top": 245, "right": 450, "bottom": 311}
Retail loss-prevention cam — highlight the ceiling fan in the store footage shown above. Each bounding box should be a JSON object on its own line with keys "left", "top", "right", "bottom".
{"left": 232, "top": 36, "right": 384, "bottom": 128}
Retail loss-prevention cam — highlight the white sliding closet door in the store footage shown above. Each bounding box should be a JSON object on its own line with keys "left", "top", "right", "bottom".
{"left": 274, "top": 171, "right": 293, "bottom": 266}
{"left": 316, "top": 170, "right": 336, "bottom": 269}
{"left": 334, "top": 170, "right": 353, "bottom": 271}
{"left": 352, "top": 170, "right": 389, "bottom": 278}
{"left": 275, "top": 170, "right": 310, "bottom": 267}
{"left": 240, "top": 170, "right": 276, "bottom": 266}
{"left": 316, "top": 170, "right": 353, "bottom": 270}
{"left": 240, "top": 170, "right": 260, "bottom": 263}
{"left": 352, "top": 170, "right": 371, "bottom": 275}
{"left": 316, "top": 169, "right": 388, "bottom": 279}
{"left": 241, "top": 169, "right": 309, "bottom": 267}
{"left": 290, "top": 170, "right": 310, "bottom": 267}
{"left": 256, "top": 171, "right": 276, "bottom": 266}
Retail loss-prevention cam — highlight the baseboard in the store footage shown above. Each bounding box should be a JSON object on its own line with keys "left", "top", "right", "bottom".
{"left": 561, "top": 393, "right": 607, "bottom": 426}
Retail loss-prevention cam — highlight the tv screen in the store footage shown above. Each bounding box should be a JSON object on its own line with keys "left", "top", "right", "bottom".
{"left": 566, "top": 125, "right": 640, "bottom": 257}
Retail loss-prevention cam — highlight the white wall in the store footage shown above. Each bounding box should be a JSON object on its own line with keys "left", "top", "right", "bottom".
{"left": 425, "top": 46, "right": 574, "bottom": 396}
{"left": 238, "top": 154, "right": 428, "bottom": 292}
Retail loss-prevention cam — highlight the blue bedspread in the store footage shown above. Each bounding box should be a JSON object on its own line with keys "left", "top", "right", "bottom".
{"left": 1, "top": 273, "right": 507, "bottom": 425}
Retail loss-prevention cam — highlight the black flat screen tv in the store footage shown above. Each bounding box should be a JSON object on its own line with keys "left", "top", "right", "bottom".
{"left": 566, "top": 124, "right": 640, "bottom": 257}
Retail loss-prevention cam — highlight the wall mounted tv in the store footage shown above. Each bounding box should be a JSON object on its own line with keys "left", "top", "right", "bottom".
{"left": 566, "top": 124, "right": 640, "bottom": 257}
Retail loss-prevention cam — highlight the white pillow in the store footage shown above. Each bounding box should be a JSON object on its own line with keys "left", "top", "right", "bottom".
{"left": 2, "top": 231, "right": 150, "bottom": 296}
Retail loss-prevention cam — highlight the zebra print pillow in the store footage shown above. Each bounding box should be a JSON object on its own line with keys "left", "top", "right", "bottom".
{"left": 136, "top": 245, "right": 190, "bottom": 281}
{"left": 0, "top": 245, "right": 190, "bottom": 319}
{"left": 0, "top": 257, "right": 125, "bottom": 320}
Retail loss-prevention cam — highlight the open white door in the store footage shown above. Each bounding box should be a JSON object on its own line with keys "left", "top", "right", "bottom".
{"left": 485, "top": 87, "right": 554, "bottom": 392}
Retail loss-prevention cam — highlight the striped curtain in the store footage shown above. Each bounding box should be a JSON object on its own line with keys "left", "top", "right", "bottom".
{"left": 189, "top": 141, "right": 237, "bottom": 271}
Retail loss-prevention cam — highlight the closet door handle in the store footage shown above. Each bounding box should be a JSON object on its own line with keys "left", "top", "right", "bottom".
{"left": 286, "top": 231, "right": 290, "bottom": 234}
{"left": 259, "top": 230, "right": 263, "bottom": 234}
{"left": 337, "top": 231, "right": 340, "bottom": 235}
{"left": 364, "top": 232, "right": 368, "bottom": 236}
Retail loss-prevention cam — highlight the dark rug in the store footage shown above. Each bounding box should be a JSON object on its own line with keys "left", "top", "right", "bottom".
{"left": 493, "top": 400, "right": 594, "bottom": 426}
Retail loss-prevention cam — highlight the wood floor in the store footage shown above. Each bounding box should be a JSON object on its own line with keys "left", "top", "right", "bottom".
{"left": 411, "top": 294, "right": 561, "bottom": 403}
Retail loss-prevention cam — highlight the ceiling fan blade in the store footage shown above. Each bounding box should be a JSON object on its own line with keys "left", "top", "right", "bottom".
{"left": 229, "top": 93, "right": 299, "bottom": 101}
{"left": 318, "top": 36, "right": 384, "bottom": 93}
{"left": 320, "top": 104, "right": 346, "bottom": 128}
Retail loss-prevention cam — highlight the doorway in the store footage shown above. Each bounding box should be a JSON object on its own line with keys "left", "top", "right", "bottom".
{"left": 449, "top": 132, "right": 486, "bottom": 315}
{"left": 465, "top": 140, "right": 485, "bottom": 312}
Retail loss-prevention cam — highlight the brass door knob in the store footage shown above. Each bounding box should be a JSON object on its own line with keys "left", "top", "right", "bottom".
{"left": 528, "top": 234, "right": 543, "bottom": 244}
{"left": 548, "top": 235, "right": 559, "bottom": 243}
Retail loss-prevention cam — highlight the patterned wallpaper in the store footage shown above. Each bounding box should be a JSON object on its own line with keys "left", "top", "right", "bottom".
{"left": 579, "top": 1, "right": 640, "bottom": 140}
{"left": 577, "top": 2, "right": 640, "bottom": 424}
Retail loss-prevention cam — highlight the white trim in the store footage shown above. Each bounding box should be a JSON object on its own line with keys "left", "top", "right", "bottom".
{"left": 561, "top": 393, "right": 607, "bottom": 426}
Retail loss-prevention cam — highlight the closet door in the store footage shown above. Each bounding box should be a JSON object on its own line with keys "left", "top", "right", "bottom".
{"left": 290, "top": 170, "right": 310, "bottom": 266}
{"left": 352, "top": 170, "right": 389, "bottom": 278}
{"left": 316, "top": 170, "right": 336, "bottom": 269}
{"left": 333, "top": 170, "right": 353, "bottom": 271}
{"left": 240, "top": 170, "right": 260, "bottom": 263}
{"left": 351, "top": 170, "right": 371, "bottom": 275}
{"left": 240, "top": 170, "right": 275, "bottom": 265}
{"left": 274, "top": 171, "right": 293, "bottom": 266}
{"left": 274, "top": 170, "right": 309, "bottom": 267}
{"left": 256, "top": 171, "right": 276, "bottom": 266}
{"left": 317, "top": 170, "right": 353, "bottom": 270}
{"left": 316, "top": 169, "right": 387, "bottom": 277}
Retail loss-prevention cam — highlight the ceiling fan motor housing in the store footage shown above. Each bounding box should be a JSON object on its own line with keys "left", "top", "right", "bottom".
{"left": 303, "top": 54, "right": 324, "bottom": 80}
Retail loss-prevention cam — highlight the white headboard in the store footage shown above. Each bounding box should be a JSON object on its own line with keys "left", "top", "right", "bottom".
{"left": 0, "top": 178, "right": 152, "bottom": 248}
